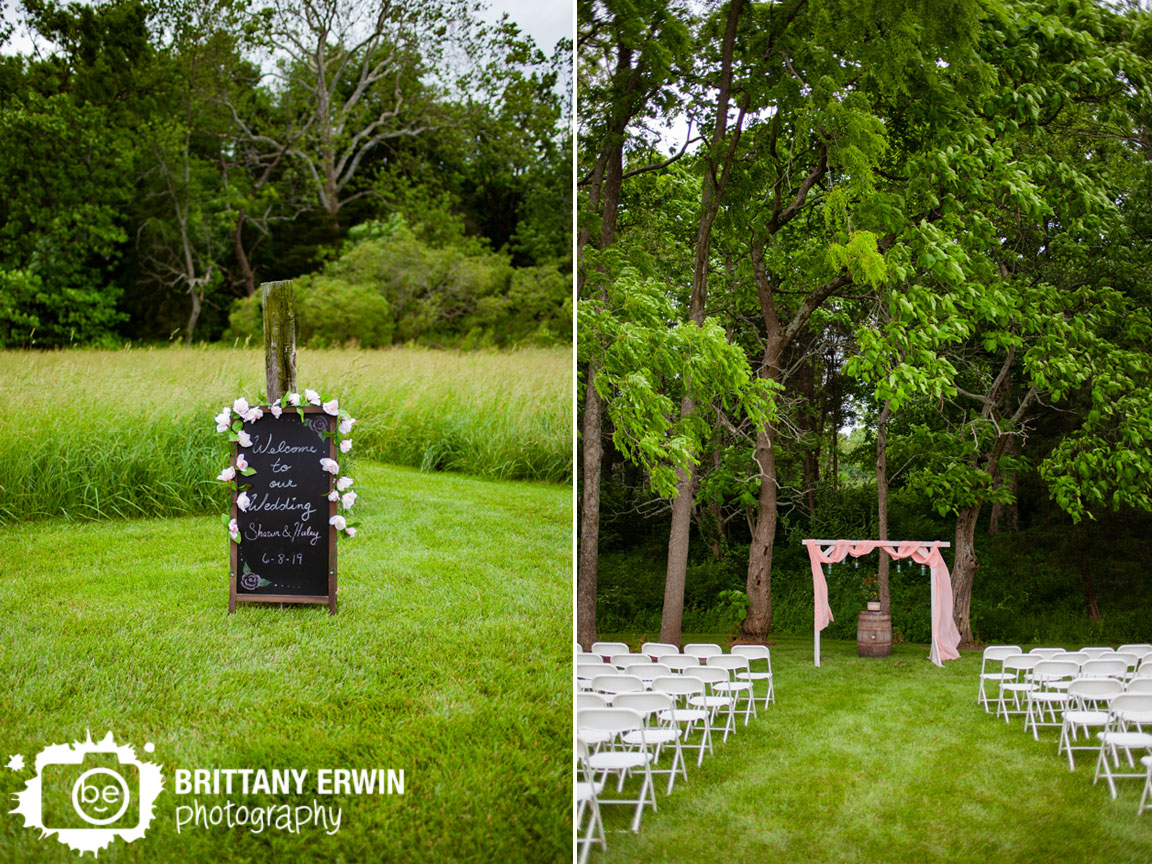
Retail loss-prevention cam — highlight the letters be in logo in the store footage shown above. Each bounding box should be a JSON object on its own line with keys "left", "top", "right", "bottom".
{"left": 10, "top": 732, "right": 163, "bottom": 855}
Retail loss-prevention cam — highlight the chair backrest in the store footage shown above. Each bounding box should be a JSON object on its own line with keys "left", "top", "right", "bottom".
{"left": 1118, "top": 644, "right": 1152, "bottom": 654}
{"left": 731, "top": 644, "right": 771, "bottom": 661}
{"left": 591, "top": 641, "right": 629, "bottom": 658}
{"left": 590, "top": 674, "right": 646, "bottom": 696}
{"left": 683, "top": 643, "right": 723, "bottom": 660}
{"left": 1079, "top": 647, "right": 1115, "bottom": 659}
{"left": 685, "top": 666, "right": 730, "bottom": 688}
{"left": 577, "top": 663, "right": 610, "bottom": 683}
{"left": 650, "top": 675, "right": 703, "bottom": 698}
{"left": 1033, "top": 659, "right": 1080, "bottom": 683}
{"left": 614, "top": 691, "right": 675, "bottom": 719}
{"left": 1002, "top": 654, "right": 1041, "bottom": 674}
{"left": 1125, "top": 678, "right": 1152, "bottom": 695}
{"left": 1067, "top": 677, "right": 1124, "bottom": 707}
{"left": 1108, "top": 692, "right": 1152, "bottom": 726}
{"left": 1113, "top": 652, "right": 1140, "bottom": 670}
{"left": 664, "top": 654, "right": 701, "bottom": 672}
{"left": 641, "top": 642, "right": 680, "bottom": 659}
{"left": 578, "top": 707, "right": 645, "bottom": 736}
{"left": 612, "top": 654, "right": 653, "bottom": 669}
{"left": 706, "top": 654, "right": 750, "bottom": 676}
{"left": 576, "top": 653, "right": 608, "bottom": 666}
{"left": 1053, "top": 651, "right": 1089, "bottom": 665}
{"left": 981, "top": 645, "right": 1022, "bottom": 670}
{"left": 631, "top": 663, "right": 672, "bottom": 682}
{"left": 1134, "top": 661, "right": 1152, "bottom": 677}
{"left": 1029, "top": 647, "right": 1065, "bottom": 658}
{"left": 1080, "top": 658, "right": 1129, "bottom": 679}
{"left": 578, "top": 692, "right": 610, "bottom": 710}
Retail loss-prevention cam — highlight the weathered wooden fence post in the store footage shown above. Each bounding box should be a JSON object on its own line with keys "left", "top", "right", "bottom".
{"left": 261, "top": 279, "right": 297, "bottom": 402}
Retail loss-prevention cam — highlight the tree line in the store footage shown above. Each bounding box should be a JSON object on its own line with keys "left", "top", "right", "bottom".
{"left": 0, "top": 0, "right": 571, "bottom": 347}
{"left": 578, "top": 0, "right": 1152, "bottom": 648}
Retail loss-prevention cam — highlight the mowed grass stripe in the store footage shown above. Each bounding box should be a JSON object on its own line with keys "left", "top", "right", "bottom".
{"left": 591, "top": 635, "right": 1152, "bottom": 864}
{"left": 0, "top": 463, "right": 571, "bottom": 863}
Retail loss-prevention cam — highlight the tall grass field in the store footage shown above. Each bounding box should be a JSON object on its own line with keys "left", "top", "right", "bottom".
{"left": 0, "top": 346, "right": 571, "bottom": 522}
{"left": 588, "top": 634, "right": 1152, "bottom": 864}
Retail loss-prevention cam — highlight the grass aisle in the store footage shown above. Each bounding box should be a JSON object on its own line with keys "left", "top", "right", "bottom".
{"left": 0, "top": 463, "right": 570, "bottom": 863}
{"left": 593, "top": 635, "right": 1152, "bottom": 864}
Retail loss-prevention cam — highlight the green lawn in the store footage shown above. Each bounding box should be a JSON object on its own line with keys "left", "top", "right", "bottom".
{"left": 0, "top": 463, "right": 571, "bottom": 863}
{"left": 588, "top": 634, "right": 1152, "bottom": 864}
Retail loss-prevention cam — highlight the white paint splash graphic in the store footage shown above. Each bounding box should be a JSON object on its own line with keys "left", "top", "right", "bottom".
{"left": 10, "top": 731, "right": 163, "bottom": 855}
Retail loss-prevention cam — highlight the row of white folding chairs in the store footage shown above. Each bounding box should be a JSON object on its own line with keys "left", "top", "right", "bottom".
{"left": 979, "top": 645, "right": 1152, "bottom": 713}
{"left": 977, "top": 646, "right": 1152, "bottom": 813}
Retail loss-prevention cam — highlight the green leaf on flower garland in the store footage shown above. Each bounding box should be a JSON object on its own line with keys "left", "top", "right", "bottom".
{"left": 232, "top": 419, "right": 243, "bottom": 433}
{"left": 220, "top": 511, "right": 231, "bottom": 527}
{"left": 240, "top": 466, "right": 256, "bottom": 476}
{"left": 297, "top": 407, "right": 305, "bottom": 422}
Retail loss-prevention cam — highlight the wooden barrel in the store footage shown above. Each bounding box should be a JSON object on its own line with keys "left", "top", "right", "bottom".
{"left": 857, "top": 609, "right": 892, "bottom": 658}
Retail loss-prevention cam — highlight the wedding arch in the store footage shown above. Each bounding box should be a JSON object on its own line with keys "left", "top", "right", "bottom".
{"left": 803, "top": 539, "right": 963, "bottom": 668}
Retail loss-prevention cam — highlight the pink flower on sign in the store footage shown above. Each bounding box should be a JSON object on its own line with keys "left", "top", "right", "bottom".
{"left": 236, "top": 492, "right": 251, "bottom": 511}
{"left": 346, "top": 527, "right": 356, "bottom": 538}
{"left": 232, "top": 397, "right": 249, "bottom": 415}
{"left": 235, "top": 453, "right": 248, "bottom": 471}
{"left": 329, "top": 514, "right": 347, "bottom": 530}
{"left": 270, "top": 405, "right": 282, "bottom": 418}
{"left": 216, "top": 422, "right": 229, "bottom": 434}
{"left": 341, "top": 491, "right": 357, "bottom": 510}
{"left": 237, "top": 431, "right": 253, "bottom": 448}
{"left": 339, "top": 439, "right": 352, "bottom": 453}
{"left": 336, "top": 476, "right": 354, "bottom": 492}
{"left": 214, "top": 409, "right": 230, "bottom": 427}
{"left": 217, "top": 465, "right": 236, "bottom": 482}
{"left": 319, "top": 458, "right": 339, "bottom": 474}
{"left": 305, "top": 389, "right": 321, "bottom": 405}
{"left": 328, "top": 490, "right": 339, "bottom": 502}
{"left": 228, "top": 518, "right": 238, "bottom": 533}
{"left": 322, "top": 399, "right": 339, "bottom": 416}
{"left": 247, "top": 407, "right": 264, "bottom": 421}
{"left": 288, "top": 392, "right": 301, "bottom": 406}
{"left": 338, "top": 418, "right": 356, "bottom": 435}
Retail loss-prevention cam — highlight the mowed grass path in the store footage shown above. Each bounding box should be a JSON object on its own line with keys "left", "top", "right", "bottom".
{"left": 593, "top": 635, "right": 1152, "bottom": 864}
{"left": 0, "top": 463, "right": 571, "bottom": 863}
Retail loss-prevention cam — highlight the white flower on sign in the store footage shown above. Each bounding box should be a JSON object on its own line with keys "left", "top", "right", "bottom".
{"left": 322, "top": 399, "right": 339, "bottom": 416}
{"left": 338, "top": 418, "right": 356, "bottom": 435}
{"left": 217, "top": 465, "right": 236, "bottom": 482}
{"left": 216, "top": 421, "right": 229, "bottom": 433}
{"left": 319, "top": 458, "right": 339, "bottom": 474}
{"left": 288, "top": 392, "right": 301, "bottom": 406}
{"left": 341, "top": 491, "right": 357, "bottom": 510}
{"left": 232, "top": 397, "right": 249, "bottom": 415}
{"left": 328, "top": 490, "right": 339, "bottom": 502}
{"left": 339, "top": 439, "right": 352, "bottom": 453}
{"left": 236, "top": 492, "right": 251, "bottom": 511}
{"left": 247, "top": 407, "right": 264, "bottom": 422}
{"left": 237, "top": 430, "right": 253, "bottom": 448}
{"left": 270, "top": 404, "right": 282, "bottom": 418}
{"left": 235, "top": 453, "right": 248, "bottom": 471}
{"left": 305, "top": 389, "right": 321, "bottom": 405}
{"left": 346, "top": 527, "right": 357, "bottom": 538}
{"left": 214, "top": 409, "right": 230, "bottom": 426}
{"left": 336, "top": 476, "right": 354, "bottom": 492}
{"left": 329, "top": 514, "right": 347, "bottom": 530}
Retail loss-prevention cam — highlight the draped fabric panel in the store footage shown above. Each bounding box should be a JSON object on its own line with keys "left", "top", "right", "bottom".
{"left": 804, "top": 539, "right": 962, "bottom": 666}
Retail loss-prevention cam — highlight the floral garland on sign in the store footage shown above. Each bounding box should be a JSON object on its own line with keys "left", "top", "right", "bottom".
{"left": 213, "top": 388, "right": 359, "bottom": 544}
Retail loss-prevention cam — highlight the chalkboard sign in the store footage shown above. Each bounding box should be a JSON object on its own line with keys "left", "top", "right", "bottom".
{"left": 228, "top": 406, "right": 337, "bottom": 613}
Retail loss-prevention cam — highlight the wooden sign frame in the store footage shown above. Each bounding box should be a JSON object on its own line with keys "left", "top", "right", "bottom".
{"left": 228, "top": 406, "right": 338, "bottom": 615}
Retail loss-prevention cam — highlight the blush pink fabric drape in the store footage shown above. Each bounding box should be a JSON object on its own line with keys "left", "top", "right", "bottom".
{"left": 804, "top": 539, "right": 962, "bottom": 666}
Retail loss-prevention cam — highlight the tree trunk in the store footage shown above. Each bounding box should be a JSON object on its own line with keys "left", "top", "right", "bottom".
{"left": 741, "top": 424, "right": 777, "bottom": 638}
{"left": 577, "top": 369, "right": 604, "bottom": 649}
{"left": 951, "top": 504, "right": 983, "bottom": 646}
{"left": 661, "top": 441, "right": 696, "bottom": 646}
{"left": 185, "top": 288, "right": 202, "bottom": 346}
{"left": 233, "top": 208, "right": 257, "bottom": 297}
{"left": 876, "top": 400, "right": 891, "bottom": 614}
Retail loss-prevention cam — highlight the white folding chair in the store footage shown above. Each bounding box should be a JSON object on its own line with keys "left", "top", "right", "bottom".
{"left": 578, "top": 692, "right": 610, "bottom": 710}
{"left": 631, "top": 663, "right": 672, "bottom": 687}
{"left": 590, "top": 674, "right": 646, "bottom": 704}
{"left": 591, "top": 641, "right": 630, "bottom": 660}
{"left": 707, "top": 654, "right": 757, "bottom": 726}
{"left": 578, "top": 652, "right": 608, "bottom": 665}
{"left": 1080, "top": 657, "right": 1129, "bottom": 680}
{"left": 664, "top": 654, "right": 701, "bottom": 673}
{"left": 611, "top": 654, "right": 652, "bottom": 671}
{"left": 641, "top": 642, "right": 680, "bottom": 660}
{"left": 1127, "top": 679, "right": 1152, "bottom": 695}
{"left": 578, "top": 708, "right": 657, "bottom": 833}
{"left": 576, "top": 738, "right": 606, "bottom": 864}
{"left": 1119, "top": 644, "right": 1152, "bottom": 655}
{"left": 614, "top": 691, "right": 687, "bottom": 795}
{"left": 1079, "top": 647, "right": 1115, "bottom": 659}
{"left": 731, "top": 644, "right": 775, "bottom": 708}
{"left": 650, "top": 675, "right": 714, "bottom": 766}
{"left": 1029, "top": 647, "right": 1065, "bottom": 658}
{"left": 998, "top": 654, "right": 1041, "bottom": 723}
{"left": 686, "top": 666, "right": 737, "bottom": 742}
{"left": 1025, "top": 659, "right": 1079, "bottom": 739}
{"left": 683, "top": 643, "right": 723, "bottom": 661}
{"left": 1060, "top": 677, "right": 1123, "bottom": 770}
{"left": 1114, "top": 653, "right": 1141, "bottom": 680}
{"left": 1094, "top": 693, "right": 1152, "bottom": 799}
{"left": 577, "top": 663, "right": 609, "bottom": 691}
{"left": 978, "top": 645, "right": 1021, "bottom": 713}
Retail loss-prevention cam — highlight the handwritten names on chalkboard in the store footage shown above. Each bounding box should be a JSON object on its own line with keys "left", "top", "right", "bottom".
{"left": 230, "top": 408, "right": 337, "bottom": 612}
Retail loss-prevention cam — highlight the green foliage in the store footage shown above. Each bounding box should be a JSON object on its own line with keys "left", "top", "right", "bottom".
{"left": 296, "top": 278, "right": 394, "bottom": 348}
